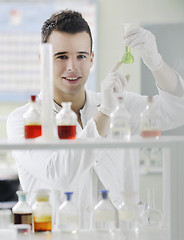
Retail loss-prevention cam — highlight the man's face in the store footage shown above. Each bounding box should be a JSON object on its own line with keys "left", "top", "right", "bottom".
{"left": 47, "top": 30, "right": 94, "bottom": 100}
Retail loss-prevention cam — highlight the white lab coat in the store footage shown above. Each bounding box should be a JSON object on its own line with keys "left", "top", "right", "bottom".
{"left": 6, "top": 75, "right": 184, "bottom": 228}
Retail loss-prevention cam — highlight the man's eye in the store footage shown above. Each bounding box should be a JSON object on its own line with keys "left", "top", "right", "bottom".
{"left": 77, "top": 55, "right": 86, "bottom": 59}
{"left": 56, "top": 55, "right": 67, "bottom": 60}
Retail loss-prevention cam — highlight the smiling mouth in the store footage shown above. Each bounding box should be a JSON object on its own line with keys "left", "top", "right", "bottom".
{"left": 63, "top": 77, "right": 81, "bottom": 81}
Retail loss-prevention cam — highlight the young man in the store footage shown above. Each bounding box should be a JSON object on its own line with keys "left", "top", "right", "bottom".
{"left": 7, "top": 10, "right": 184, "bottom": 228}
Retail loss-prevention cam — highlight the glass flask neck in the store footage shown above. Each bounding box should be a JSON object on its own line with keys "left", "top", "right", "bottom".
{"left": 147, "top": 189, "right": 156, "bottom": 209}
{"left": 126, "top": 46, "right": 130, "bottom": 53}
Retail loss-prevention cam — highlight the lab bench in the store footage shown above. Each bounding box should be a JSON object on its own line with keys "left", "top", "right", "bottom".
{"left": 0, "top": 136, "right": 184, "bottom": 240}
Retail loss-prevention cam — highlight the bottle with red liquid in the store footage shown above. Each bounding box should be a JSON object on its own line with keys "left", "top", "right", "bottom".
{"left": 56, "top": 102, "right": 77, "bottom": 139}
{"left": 12, "top": 191, "right": 32, "bottom": 227}
{"left": 140, "top": 96, "right": 161, "bottom": 139}
{"left": 23, "top": 95, "right": 42, "bottom": 139}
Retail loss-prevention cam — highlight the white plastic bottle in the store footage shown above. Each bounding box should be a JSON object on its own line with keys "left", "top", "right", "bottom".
{"left": 140, "top": 96, "right": 161, "bottom": 138}
{"left": 12, "top": 191, "right": 32, "bottom": 227}
{"left": 56, "top": 102, "right": 77, "bottom": 139}
{"left": 94, "top": 190, "right": 116, "bottom": 232}
{"left": 110, "top": 96, "right": 131, "bottom": 139}
{"left": 32, "top": 189, "right": 52, "bottom": 232}
{"left": 23, "top": 95, "right": 42, "bottom": 139}
{"left": 58, "top": 192, "right": 79, "bottom": 233}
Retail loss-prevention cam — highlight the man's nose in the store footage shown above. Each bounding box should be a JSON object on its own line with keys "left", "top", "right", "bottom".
{"left": 66, "top": 58, "right": 77, "bottom": 71}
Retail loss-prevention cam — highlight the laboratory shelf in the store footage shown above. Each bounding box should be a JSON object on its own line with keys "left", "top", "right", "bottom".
{"left": 0, "top": 135, "right": 183, "bottom": 150}
{"left": 1, "top": 136, "right": 184, "bottom": 240}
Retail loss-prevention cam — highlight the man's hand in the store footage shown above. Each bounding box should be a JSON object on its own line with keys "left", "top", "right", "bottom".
{"left": 124, "top": 27, "right": 163, "bottom": 71}
{"left": 99, "top": 71, "right": 127, "bottom": 116}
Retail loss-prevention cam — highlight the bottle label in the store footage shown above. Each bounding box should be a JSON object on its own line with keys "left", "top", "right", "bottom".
{"left": 13, "top": 213, "right": 32, "bottom": 225}
{"left": 110, "top": 126, "right": 131, "bottom": 139}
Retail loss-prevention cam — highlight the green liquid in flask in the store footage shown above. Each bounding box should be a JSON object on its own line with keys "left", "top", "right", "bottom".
{"left": 122, "top": 46, "right": 134, "bottom": 64}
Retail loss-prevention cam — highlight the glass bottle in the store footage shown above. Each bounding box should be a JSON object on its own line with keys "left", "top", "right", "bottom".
{"left": 94, "top": 190, "right": 116, "bottom": 233}
{"left": 58, "top": 192, "right": 79, "bottom": 233}
{"left": 12, "top": 191, "right": 32, "bottom": 227}
{"left": 56, "top": 102, "right": 77, "bottom": 139}
{"left": 110, "top": 96, "right": 131, "bottom": 139}
{"left": 119, "top": 192, "right": 139, "bottom": 233}
{"left": 23, "top": 95, "right": 42, "bottom": 139}
{"left": 140, "top": 96, "right": 161, "bottom": 138}
{"left": 32, "top": 189, "right": 52, "bottom": 232}
{"left": 122, "top": 23, "right": 134, "bottom": 64}
{"left": 141, "top": 189, "right": 162, "bottom": 228}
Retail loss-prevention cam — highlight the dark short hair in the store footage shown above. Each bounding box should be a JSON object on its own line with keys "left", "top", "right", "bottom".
{"left": 41, "top": 10, "right": 93, "bottom": 53}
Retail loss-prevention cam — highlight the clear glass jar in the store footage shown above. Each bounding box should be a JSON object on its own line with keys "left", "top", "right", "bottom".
{"left": 110, "top": 96, "right": 131, "bottom": 139}
{"left": 23, "top": 95, "right": 42, "bottom": 139}
{"left": 12, "top": 191, "right": 32, "bottom": 227}
{"left": 56, "top": 102, "right": 77, "bottom": 139}
{"left": 58, "top": 192, "right": 79, "bottom": 233}
{"left": 94, "top": 190, "right": 116, "bottom": 232}
{"left": 140, "top": 96, "right": 161, "bottom": 138}
{"left": 141, "top": 189, "right": 162, "bottom": 228}
{"left": 119, "top": 192, "right": 139, "bottom": 233}
{"left": 32, "top": 189, "right": 52, "bottom": 232}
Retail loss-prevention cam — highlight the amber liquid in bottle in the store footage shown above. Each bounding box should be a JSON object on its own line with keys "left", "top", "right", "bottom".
{"left": 34, "top": 217, "right": 52, "bottom": 232}
{"left": 13, "top": 213, "right": 32, "bottom": 226}
{"left": 141, "top": 130, "right": 161, "bottom": 138}
{"left": 58, "top": 125, "right": 76, "bottom": 139}
{"left": 24, "top": 125, "right": 42, "bottom": 139}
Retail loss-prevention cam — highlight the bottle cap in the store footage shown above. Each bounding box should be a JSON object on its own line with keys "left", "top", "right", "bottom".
{"left": 16, "top": 191, "right": 27, "bottom": 202}
{"left": 64, "top": 192, "right": 73, "bottom": 201}
{"left": 100, "top": 190, "right": 109, "bottom": 199}
{"left": 31, "top": 95, "right": 36, "bottom": 102}
{"left": 35, "top": 189, "right": 50, "bottom": 202}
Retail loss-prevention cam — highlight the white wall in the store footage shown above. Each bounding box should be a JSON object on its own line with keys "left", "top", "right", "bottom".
{"left": 97, "top": 0, "right": 184, "bottom": 93}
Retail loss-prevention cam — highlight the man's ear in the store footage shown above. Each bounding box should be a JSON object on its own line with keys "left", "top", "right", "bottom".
{"left": 90, "top": 51, "right": 94, "bottom": 67}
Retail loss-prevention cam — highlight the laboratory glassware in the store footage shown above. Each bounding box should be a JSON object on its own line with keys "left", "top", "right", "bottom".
{"left": 23, "top": 95, "right": 42, "bottom": 139}
{"left": 56, "top": 102, "right": 77, "bottom": 139}
{"left": 119, "top": 191, "right": 139, "bottom": 233}
{"left": 110, "top": 96, "right": 131, "bottom": 139}
{"left": 58, "top": 192, "right": 79, "bottom": 233}
{"left": 122, "top": 23, "right": 134, "bottom": 64}
{"left": 94, "top": 190, "right": 116, "bottom": 232}
{"left": 0, "top": 209, "right": 12, "bottom": 229}
{"left": 12, "top": 191, "right": 32, "bottom": 227}
{"left": 141, "top": 189, "right": 162, "bottom": 228}
{"left": 140, "top": 96, "right": 161, "bottom": 138}
{"left": 32, "top": 189, "right": 52, "bottom": 232}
